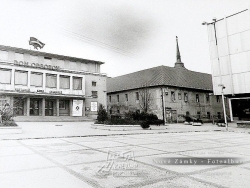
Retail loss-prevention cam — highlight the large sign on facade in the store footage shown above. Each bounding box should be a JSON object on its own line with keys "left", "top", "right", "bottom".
{"left": 72, "top": 100, "right": 83, "bottom": 116}
{"left": 206, "top": 9, "right": 250, "bottom": 95}
{"left": 91, "top": 102, "right": 98, "bottom": 112}
{"left": 14, "top": 60, "right": 60, "bottom": 70}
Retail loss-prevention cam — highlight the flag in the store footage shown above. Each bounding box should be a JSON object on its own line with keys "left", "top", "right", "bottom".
{"left": 29, "top": 37, "right": 45, "bottom": 50}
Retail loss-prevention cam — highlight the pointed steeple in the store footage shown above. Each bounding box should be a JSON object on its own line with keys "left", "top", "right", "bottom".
{"left": 175, "top": 36, "right": 185, "bottom": 68}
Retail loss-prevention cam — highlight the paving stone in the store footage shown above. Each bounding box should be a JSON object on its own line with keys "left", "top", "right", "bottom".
{"left": 67, "top": 160, "right": 175, "bottom": 188}
{"left": 140, "top": 143, "right": 200, "bottom": 152}
{"left": 191, "top": 166, "right": 250, "bottom": 188}
{"left": 77, "top": 140, "right": 129, "bottom": 149}
{"left": 0, "top": 154, "right": 55, "bottom": 173}
{"left": 19, "top": 138, "right": 68, "bottom": 146}
{"left": 136, "top": 153, "right": 218, "bottom": 173}
{"left": 43, "top": 149, "right": 108, "bottom": 165}
{"left": 0, "top": 145, "right": 34, "bottom": 156}
{"left": 0, "top": 140, "right": 22, "bottom": 147}
{"left": 138, "top": 177, "right": 219, "bottom": 188}
{"left": 0, "top": 167, "right": 92, "bottom": 188}
{"left": 100, "top": 145, "right": 165, "bottom": 157}
{"left": 30, "top": 142, "right": 89, "bottom": 153}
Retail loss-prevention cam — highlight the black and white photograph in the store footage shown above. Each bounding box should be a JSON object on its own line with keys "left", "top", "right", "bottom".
{"left": 1, "top": 0, "right": 250, "bottom": 187}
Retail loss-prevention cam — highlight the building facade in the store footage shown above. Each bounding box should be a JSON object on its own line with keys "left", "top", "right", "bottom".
{"left": 0, "top": 45, "right": 107, "bottom": 120}
{"left": 107, "top": 38, "right": 225, "bottom": 123}
{"left": 205, "top": 8, "right": 250, "bottom": 121}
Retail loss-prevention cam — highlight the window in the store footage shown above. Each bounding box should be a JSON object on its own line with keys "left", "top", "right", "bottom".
{"left": 30, "top": 72, "right": 43, "bottom": 87}
{"left": 92, "top": 91, "right": 98, "bottom": 98}
{"left": 110, "top": 109, "right": 112, "bottom": 114}
{"left": 59, "top": 100, "right": 66, "bottom": 109}
{"left": 171, "top": 91, "right": 175, "bottom": 101}
{"left": 117, "top": 108, "right": 120, "bottom": 114}
{"left": 196, "top": 94, "right": 199, "bottom": 103}
{"left": 206, "top": 94, "right": 210, "bottom": 102}
{"left": 216, "top": 96, "right": 220, "bottom": 102}
{"left": 73, "top": 77, "right": 82, "bottom": 90}
{"left": 13, "top": 97, "right": 24, "bottom": 116}
{"left": 217, "top": 112, "right": 221, "bottom": 119}
{"left": 46, "top": 74, "right": 57, "bottom": 88}
{"left": 125, "top": 94, "right": 128, "bottom": 101}
{"left": 117, "top": 95, "right": 119, "bottom": 102}
{"left": 109, "top": 96, "right": 111, "bottom": 102}
{"left": 60, "top": 75, "right": 70, "bottom": 89}
{"left": 178, "top": 93, "right": 182, "bottom": 100}
{"left": 0, "top": 68, "right": 11, "bottom": 84}
{"left": 136, "top": 92, "right": 139, "bottom": 100}
{"left": 184, "top": 93, "right": 188, "bottom": 102}
{"left": 207, "top": 112, "right": 211, "bottom": 119}
{"left": 92, "top": 81, "right": 97, "bottom": 86}
{"left": 15, "top": 70, "right": 28, "bottom": 85}
{"left": 197, "top": 111, "right": 201, "bottom": 119}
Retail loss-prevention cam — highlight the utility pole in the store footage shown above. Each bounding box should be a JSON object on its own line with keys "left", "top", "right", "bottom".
{"left": 161, "top": 88, "right": 166, "bottom": 125}
{"left": 219, "top": 84, "right": 228, "bottom": 131}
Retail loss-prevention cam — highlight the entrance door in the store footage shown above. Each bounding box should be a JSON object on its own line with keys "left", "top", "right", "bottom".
{"left": 30, "top": 99, "right": 40, "bottom": 116}
{"left": 165, "top": 109, "right": 177, "bottom": 123}
{"left": 45, "top": 100, "right": 54, "bottom": 116}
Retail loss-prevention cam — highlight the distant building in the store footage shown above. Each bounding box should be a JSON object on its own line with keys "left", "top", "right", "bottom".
{"left": 107, "top": 37, "right": 225, "bottom": 123}
{"left": 0, "top": 45, "right": 107, "bottom": 121}
{"left": 205, "top": 9, "right": 250, "bottom": 121}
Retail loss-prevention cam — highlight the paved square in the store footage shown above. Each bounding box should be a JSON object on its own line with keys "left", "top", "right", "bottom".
{"left": 1, "top": 123, "right": 250, "bottom": 187}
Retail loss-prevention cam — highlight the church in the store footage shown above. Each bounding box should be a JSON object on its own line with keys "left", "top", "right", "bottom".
{"left": 107, "top": 37, "right": 225, "bottom": 123}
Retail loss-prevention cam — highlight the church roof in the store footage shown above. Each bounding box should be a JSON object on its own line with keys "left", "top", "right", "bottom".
{"left": 107, "top": 65, "right": 213, "bottom": 93}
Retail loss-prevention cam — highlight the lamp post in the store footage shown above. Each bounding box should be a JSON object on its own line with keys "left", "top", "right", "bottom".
{"left": 218, "top": 84, "right": 228, "bottom": 131}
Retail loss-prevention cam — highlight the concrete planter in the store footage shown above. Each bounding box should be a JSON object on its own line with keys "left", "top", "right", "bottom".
{"left": 192, "top": 122, "right": 202, "bottom": 126}
{"left": 0, "top": 126, "right": 22, "bottom": 134}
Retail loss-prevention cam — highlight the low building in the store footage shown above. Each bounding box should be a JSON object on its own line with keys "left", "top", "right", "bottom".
{"left": 0, "top": 45, "right": 107, "bottom": 121}
{"left": 107, "top": 37, "right": 225, "bottom": 123}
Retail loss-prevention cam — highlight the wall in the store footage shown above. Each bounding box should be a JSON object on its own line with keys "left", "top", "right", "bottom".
{"left": 84, "top": 74, "right": 107, "bottom": 118}
{"left": 207, "top": 9, "right": 250, "bottom": 95}
{"left": 107, "top": 86, "right": 225, "bottom": 121}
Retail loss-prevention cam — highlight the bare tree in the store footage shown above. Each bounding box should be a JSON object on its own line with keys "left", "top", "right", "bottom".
{"left": 138, "top": 84, "right": 153, "bottom": 113}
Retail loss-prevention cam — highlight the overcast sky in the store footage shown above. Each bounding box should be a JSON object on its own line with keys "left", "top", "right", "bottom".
{"left": 0, "top": 0, "right": 249, "bottom": 77}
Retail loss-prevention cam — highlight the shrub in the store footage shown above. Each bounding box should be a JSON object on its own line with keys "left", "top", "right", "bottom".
{"left": 184, "top": 115, "right": 192, "bottom": 123}
{"left": 2, "top": 120, "right": 18, "bottom": 127}
{"left": 140, "top": 121, "right": 150, "bottom": 129}
{"left": 96, "top": 104, "right": 108, "bottom": 124}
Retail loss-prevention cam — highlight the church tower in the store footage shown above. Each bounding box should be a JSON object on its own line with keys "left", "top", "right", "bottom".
{"left": 174, "top": 36, "right": 185, "bottom": 68}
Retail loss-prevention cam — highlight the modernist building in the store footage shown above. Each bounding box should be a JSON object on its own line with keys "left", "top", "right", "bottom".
{"left": 205, "top": 8, "right": 250, "bottom": 121}
{"left": 107, "top": 37, "right": 225, "bottom": 123}
{"left": 0, "top": 45, "right": 107, "bottom": 120}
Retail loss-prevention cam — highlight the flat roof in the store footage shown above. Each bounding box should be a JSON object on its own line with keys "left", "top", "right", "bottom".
{"left": 0, "top": 45, "right": 104, "bottom": 65}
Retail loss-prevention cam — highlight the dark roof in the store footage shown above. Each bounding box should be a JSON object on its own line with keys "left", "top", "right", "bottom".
{"left": 107, "top": 66, "right": 213, "bottom": 93}
{"left": 0, "top": 45, "right": 104, "bottom": 65}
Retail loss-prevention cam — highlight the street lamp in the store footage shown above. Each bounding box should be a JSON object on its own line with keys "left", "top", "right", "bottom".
{"left": 218, "top": 84, "right": 228, "bottom": 131}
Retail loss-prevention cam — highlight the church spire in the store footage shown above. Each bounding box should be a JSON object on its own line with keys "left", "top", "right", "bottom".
{"left": 175, "top": 36, "right": 185, "bottom": 68}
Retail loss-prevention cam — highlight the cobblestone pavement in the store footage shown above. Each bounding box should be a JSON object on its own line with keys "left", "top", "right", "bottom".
{"left": 1, "top": 123, "right": 250, "bottom": 187}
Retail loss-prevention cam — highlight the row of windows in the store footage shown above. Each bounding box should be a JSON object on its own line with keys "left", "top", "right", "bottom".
{"left": 196, "top": 112, "right": 222, "bottom": 119}
{"left": 0, "top": 68, "right": 83, "bottom": 90}
{"left": 109, "top": 92, "right": 220, "bottom": 103}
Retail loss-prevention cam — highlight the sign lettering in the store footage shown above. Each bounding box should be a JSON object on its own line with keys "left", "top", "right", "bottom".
{"left": 14, "top": 60, "right": 60, "bottom": 70}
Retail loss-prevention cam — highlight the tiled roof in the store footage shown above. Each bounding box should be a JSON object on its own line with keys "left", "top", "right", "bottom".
{"left": 107, "top": 66, "right": 213, "bottom": 93}
{"left": 0, "top": 45, "right": 104, "bottom": 64}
